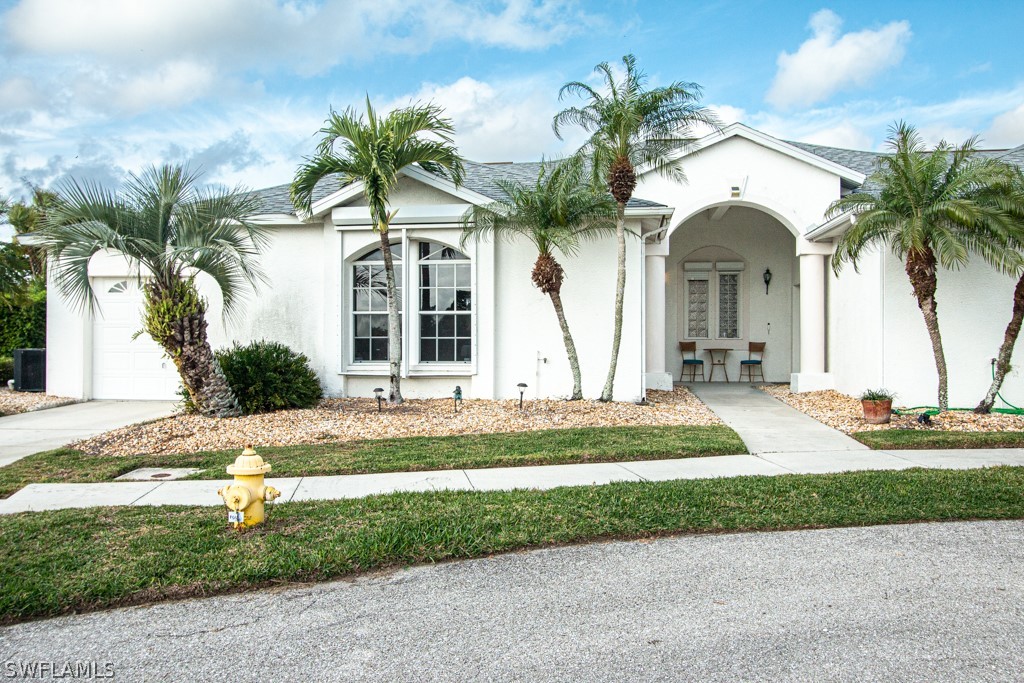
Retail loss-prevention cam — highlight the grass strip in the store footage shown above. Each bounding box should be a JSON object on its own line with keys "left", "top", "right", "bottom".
{"left": 855, "top": 430, "right": 1024, "bottom": 450}
{"left": 2, "top": 466, "right": 1023, "bottom": 623}
{"left": 0, "top": 425, "right": 744, "bottom": 498}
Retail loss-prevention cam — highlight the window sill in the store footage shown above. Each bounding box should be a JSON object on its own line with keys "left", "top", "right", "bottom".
{"left": 409, "top": 365, "right": 474, "bottom": 377}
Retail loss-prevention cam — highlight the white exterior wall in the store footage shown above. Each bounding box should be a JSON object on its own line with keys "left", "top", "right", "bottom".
{"left": 879, "top": 253, "right": 1024, "bottom": 408}
{"left": 635, "top": 135, "right": 841, "bottom": 241}
{"left": 492, "top": 226, "right": 644, "bottom": 401}
{"left": 828, "top": 248, "right": 885, "bottom": 396}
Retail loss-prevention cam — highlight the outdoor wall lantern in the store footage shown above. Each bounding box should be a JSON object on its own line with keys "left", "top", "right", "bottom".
{"left": 763, "top": 267, "right": 772, "bottom": 295}
{"left": 453, "top": 385, "right": 463, "bottom": 413}
{"left": 517, "top": 382, "right": 528, "bottom": 411}
{"left": 373, "top": 387, "right": 384, "bottom": 413}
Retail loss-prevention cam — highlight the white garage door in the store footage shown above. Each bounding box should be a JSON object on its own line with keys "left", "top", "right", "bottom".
{"left": 92, "top": 278, "right": 182, "bottom": 400}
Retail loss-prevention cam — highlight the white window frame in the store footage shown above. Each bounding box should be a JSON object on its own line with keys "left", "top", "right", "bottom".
{"left": 411, "top": 240, "right": 474, "bottom": 370}
{"left": 348, "top": 242, "right": 404, "bottom": 369}
{"left": 682, "top": 260, "right": 745, "bottom": 341}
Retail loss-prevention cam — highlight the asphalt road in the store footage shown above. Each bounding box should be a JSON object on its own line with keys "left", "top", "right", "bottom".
{"left": 3, "top": 520, "right": 1023, "bottom": 682}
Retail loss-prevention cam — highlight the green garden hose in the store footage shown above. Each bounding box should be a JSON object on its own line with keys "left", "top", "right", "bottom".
{"left": 891, "top": 362, "right": 1024, "bottom": 416}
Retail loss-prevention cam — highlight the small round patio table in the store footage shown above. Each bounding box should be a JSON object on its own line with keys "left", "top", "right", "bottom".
{"left": 706, "top": 348, "right": 731, "bottom": 382}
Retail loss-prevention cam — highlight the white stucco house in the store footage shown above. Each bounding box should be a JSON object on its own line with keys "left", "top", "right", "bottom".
{"left": 45, "top": 123, "right": 1024, "bottom": 408}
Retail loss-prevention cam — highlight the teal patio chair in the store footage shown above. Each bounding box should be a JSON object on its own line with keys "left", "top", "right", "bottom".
{"left": 679, "top": 341, "right": 705, "bottom": 382}
{"left": 739, "top": 342, "right": 765, "bottom": 382}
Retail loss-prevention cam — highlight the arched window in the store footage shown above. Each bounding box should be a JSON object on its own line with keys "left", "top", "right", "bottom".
{"left": 352, "top": 243, "right": 402, "bottom": 362}
{"left": 418, "top": 241, "right": 472, "bottom": 363}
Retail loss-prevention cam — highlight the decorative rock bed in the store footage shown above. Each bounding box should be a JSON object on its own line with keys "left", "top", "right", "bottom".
{"left": 759, "top": 384, "right": 1024, "bottom": 434}
{"left": 72, "top": 386, "right": 722, "bottom": 457}
{"left": 0, "top": 390, "right": 78, "bottom": 417}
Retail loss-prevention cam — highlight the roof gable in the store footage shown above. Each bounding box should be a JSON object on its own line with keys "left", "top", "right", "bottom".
{"left": 677, "top": 123, "right": 868, "bottom": 185}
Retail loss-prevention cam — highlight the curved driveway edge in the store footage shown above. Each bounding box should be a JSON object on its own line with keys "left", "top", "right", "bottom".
{"left": 0, "top": 400, "right": 177, "bottom": 466}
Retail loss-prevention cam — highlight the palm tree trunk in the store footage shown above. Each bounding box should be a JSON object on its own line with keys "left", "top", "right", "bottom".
{"left": 549, "top": 289, "right": 583, "bottom": 400}
{"left": 976, "top": 274, "right": 1024, "bottom": 413}
{"left": 600, "top": 202, "right": 627, "bottom": 402}
{"left": 144, "top": 281, "right": 240, "bottom": 418}
{"left": 379, "top": 225, "right": 403, "bottom": 404}
{"left": 905, "top": 247, "right": 949, "bottom": 411}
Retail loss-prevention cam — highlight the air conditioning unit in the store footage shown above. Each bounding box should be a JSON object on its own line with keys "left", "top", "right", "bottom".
{"left": 13, "top": 349, "right": 46, "bottom": 392}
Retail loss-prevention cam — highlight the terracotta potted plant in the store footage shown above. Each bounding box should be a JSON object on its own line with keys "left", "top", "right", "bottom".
{"left": 860, "top": 388, "right": 894, "bottom": 424}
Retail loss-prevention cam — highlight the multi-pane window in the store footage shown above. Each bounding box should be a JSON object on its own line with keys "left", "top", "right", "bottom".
{"left": 418, "top": 242, "right": 472, "bottom": 363}
{"left": 718, "top": 272, "right": 739, "bottom": 338}
{"left": 352, "top": 244, "right": 402, "bottom": 362}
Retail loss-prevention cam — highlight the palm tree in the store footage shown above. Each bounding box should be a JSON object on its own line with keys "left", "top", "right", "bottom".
{"left": 461, "top": 157, "right": 616, "bottom": 399}
{"left": 291, "top": 98, "right": 465, "bottom": 404}
{"left": 976, "top": 166, "right": 1024, "bottom": 413}
{"left": 39, "top": 165, "right": 269, "bottom": 417}
{"left": 828, "top": 122, "right": 1015, "bottom": 412}
{"left": 553, "top": 54, "right": 719, "bottom": 401}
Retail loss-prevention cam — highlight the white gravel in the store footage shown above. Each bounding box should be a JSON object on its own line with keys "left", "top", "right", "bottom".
{"left": 760, "top": 384, "right": 1024, "bottom": 434}
{"left": 73, "top": 386, "right": 721, "bottom": 457}
{"left": 0, "top": 390, "right": 78, "bottom": 417}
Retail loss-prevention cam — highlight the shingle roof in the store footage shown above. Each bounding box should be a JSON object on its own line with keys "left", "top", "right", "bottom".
{"left": 786, "top": 140, "right": 1024, "bottom": 195}
{"left": 250, "top": 162, "right": 666, "bottom": 216}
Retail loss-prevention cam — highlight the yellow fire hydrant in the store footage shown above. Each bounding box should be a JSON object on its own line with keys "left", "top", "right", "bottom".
{"left": 218, "top": 445, "right": 281, "bottom": 529}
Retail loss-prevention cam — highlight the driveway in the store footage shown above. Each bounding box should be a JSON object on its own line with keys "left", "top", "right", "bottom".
{"left": 2, "top": 520, "right": 1021, "bottom": 681}
{"left": 0, "top": 400, "right": 177, "bottom": 466}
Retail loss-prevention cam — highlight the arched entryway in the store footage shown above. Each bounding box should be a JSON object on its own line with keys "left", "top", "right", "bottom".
{"left": 644, "top": 204, "right": 800, "bottom": 388}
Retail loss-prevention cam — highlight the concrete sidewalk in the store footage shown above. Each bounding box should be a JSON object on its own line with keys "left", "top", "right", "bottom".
{"left": 0, "top": 400, "right": 177, "bottom": 466}
{"left": 688, "top": 383, "right": 867, "bottom": 453}
{"left": 3, "top": 447, "right": 1024, "bottom": 514}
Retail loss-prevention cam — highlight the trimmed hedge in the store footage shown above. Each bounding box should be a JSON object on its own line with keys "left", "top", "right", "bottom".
{"left": 0, "top": 291, "right": 45, "bottom": 356}
{"left": 0, "top": 357, "right": 12, "bottom": 384}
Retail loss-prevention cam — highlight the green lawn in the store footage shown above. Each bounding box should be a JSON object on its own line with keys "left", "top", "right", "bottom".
{"left": 855, "top": 430, "right": 1024, "bottom": 450}
{"left": 0, "top": 425, "right": 744, "bottom": 498}
{"left": 2, "top": 466, "right": 1022, "bottom": 623}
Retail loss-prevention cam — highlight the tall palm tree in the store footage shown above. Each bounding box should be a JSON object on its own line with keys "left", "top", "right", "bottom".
{"left": 461, "top": 157, "right": 616, "bottom": 399}
{"left": 291, "top": 98, "right": 465, "bottom": 404}
{"left": 553, "top": 54, "right": 719, "bottom": 401}
{"left": 39, "top": 165, "right": 269, "bottom": 417}
{"left": 828, "top": 122, "right": 1015, "bottom": 412}
{"left": 976, "top": 166, "right": 1024, "bottom": 413}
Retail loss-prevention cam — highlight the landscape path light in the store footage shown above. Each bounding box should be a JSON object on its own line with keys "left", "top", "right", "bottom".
{"left": 373, "top": 387, "right": 384, "bottom": 413}
{"left": 517, "top": 382, "right": 528, "bottom": 411}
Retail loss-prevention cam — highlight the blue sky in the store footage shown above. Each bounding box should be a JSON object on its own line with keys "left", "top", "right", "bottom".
{"left": 0, "top": 0, "right": 1022, "bottom": 207}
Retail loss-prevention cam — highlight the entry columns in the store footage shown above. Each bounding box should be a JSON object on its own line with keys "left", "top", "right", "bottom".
{"left": 791, "top": 251, "right": 834, "bottom": 392}
{"left": 644, "top": 241, "right": 672, "bottom": 391}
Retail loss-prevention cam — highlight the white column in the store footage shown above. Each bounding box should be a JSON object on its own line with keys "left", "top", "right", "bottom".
{"left": 644, "top": 245, "right": 673, "bottom": 391}
{"left": 791, "top": 252, "right": 833, "bottom": 392}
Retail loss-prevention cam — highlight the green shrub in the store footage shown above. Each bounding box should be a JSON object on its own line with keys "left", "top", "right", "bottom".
{"left": 0, "top": 357, "right": 12, "bottom": 384}
{"left": 0, "top": 289, "right": 46, "bottom": 356}
{"left": 215, "top": 340, "right": 322, "bottom": 414}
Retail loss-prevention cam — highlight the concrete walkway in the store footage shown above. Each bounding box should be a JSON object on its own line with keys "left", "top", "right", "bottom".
{"left": 688, "top": 383, "right": 867, "bottom": 453}
{"left": 0, "top": 400, "right": 177, "bottom": 466}
{"left": 3, "top": 447, "right": 1024, "bottom": 514}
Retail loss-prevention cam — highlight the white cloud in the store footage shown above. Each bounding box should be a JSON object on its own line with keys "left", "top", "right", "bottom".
{"left": 984, "top": 103, "right": 1024, "bottom": 148}
{"left": 799, "top": 122, "right": 874, "bottom": 150}
{"left": 2, "top": 0, "right": 591, "bottom": 74}
{"left": 766, "top": 9, "right": 911, "bottom": 110}
{"left": 385, "top": 76, "right": 583, "bottom": 162}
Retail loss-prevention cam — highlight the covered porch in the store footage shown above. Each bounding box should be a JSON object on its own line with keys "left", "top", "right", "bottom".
{"left": 642, "top": 203, "right": 832, "bottom": 393}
